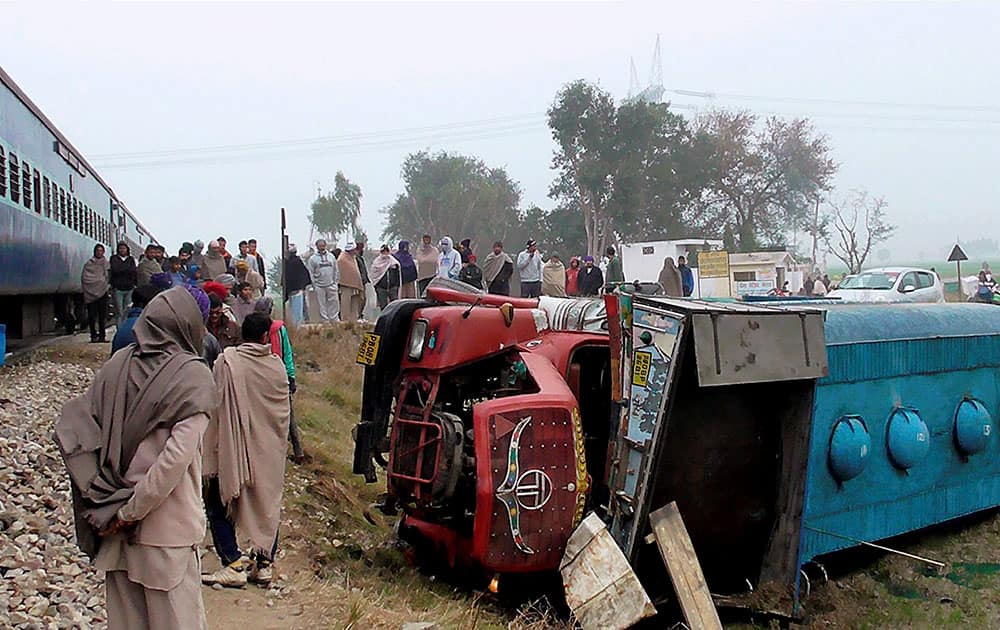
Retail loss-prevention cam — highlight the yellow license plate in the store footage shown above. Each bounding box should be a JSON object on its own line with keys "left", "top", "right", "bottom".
{"left": 356, "top": 333, "right": 381, "bottom": 366}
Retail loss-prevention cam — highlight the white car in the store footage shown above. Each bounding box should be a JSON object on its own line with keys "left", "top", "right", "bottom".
{"left": 827, "top": 267, "right": 945, "bottom": 304}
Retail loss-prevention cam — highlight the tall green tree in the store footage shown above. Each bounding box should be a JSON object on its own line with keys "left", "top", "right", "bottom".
{"left": 696, "top": 111, "right": 837, "bottom": 251}
{"left": 381, "top": 151, "right": 522, "bottom": 252}
{"left": 310, "top": 171, "right": 362, "bottom": 241}
{"left": 547, "top": 80, "right": 711, "bottom": 255}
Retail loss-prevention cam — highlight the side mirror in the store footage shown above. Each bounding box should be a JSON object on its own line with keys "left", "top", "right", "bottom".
{"left": 902, "top": 284, "right": 916, "bottom": 293}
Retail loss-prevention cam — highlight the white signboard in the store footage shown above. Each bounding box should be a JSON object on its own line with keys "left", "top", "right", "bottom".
{"left": 735, "top": 280, "right": 776, "bottom": 296}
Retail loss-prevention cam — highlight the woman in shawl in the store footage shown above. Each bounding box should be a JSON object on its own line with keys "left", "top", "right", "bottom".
{"left": 542, "top": 253, "right": 568, "bottom": 297}
{"left": 82, "top": 244, "right": 111, "bottom": 343}
{"left": 202, "top": 240, "right": 229, "bottom": 280}
{"left": 658, "top": 256, "right": 683, "bottom": 297}
{"left": 371, "top": 244, "right": 402, "bottom": 310}
{"left": 395, "top": 240, "right": 419, "bottom": 298}
{"left": 566, "top": 257, "right": 581, "bottom": 296}
{"left": 337, "top": 245, "right": 365, "bottom": 321}
{"left": 55, "top": 287, "right": 216, "bottom": 629}
{"left": 414, "top": 234, "right": 439, "bottom": 295}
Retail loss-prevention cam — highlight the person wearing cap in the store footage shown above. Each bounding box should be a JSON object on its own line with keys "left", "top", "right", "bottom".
{"left": 437, "top": 237, "right": 462, "bottom": 281}
{"left": 458, "top": 253, "right": 484, "bottom": 290}
{"left": 542, "top": 252, "right": 567, "bottom": 297}
{"left": 516, "top": 240, "right": 544, "bottom": 298}
{"left": 306, "top": 239, "right": 339, "bottom": 322}
{"left": 578, "top": 255, "right": 604, "bottom": 296}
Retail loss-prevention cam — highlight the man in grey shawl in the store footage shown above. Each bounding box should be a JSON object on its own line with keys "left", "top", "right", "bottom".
{"left": 82, "top": 244, "right": 111, "bottom": 343}
{"left": 54, "top": 287, "right": 217, "bottom": 630}
{"left": 136, "top": 244, "right": 163, "bottom": 288}
{"left": 202, "top": 312, "right": 290, "bottom": 587}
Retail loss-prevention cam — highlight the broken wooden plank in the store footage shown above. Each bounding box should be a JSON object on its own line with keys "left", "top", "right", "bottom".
{"left": 560, "top": 513, "right": 656, "bottom": 630}
{"left": 648, "top": 502, "right": 723, "bottom": 630}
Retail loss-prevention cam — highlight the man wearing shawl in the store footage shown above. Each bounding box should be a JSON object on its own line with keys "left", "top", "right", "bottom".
{"left": 82, "top": 244, "right": 111, "bottom": 343}
{"left": 371, "top": 245, "right": 402, "bottom": 310}
{"left": 338, "top": 243, "right": 365, "bottom": 321}
{"left": 202, "top": 313, "right": 290, "bottom": 588}
{"left": 414, "top": 234, "right": 439, "bottom": 295}
{"left": 254, "top": 297, "right": 305, "bottom": 463}
{"left": 137, "top": 244, "right": 162, "bottom": 288}
{"left": 658, "top": 257, "right": 683, "bottom": 297}
{"left": 55, "top": 287, "right": 216, "bottom": 629}
{"left": 542, "top": 253, "right": 567, "bottom": 297}
{"left": 395, "top": 241, "right": 419, "bottom": 299}
{"left": 190, "top": 240, "right": 206, "bottom": 270}
{"left": 437, "top": 237, "right": 462, "bottom": 280}
{"left": 482, "top": 241, "right": 514, "bottom": 296}
{"left": 235, "top": 260, "right": 264, "bottom": 299}
{"left": 202, "top": 240, "right": 229, "bottom": 280}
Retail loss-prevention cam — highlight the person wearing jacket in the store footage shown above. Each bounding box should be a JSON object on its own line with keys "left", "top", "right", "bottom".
{"left": 283, "top": 244, "right": 312, "bottom": 327}
{"left": 110, "top": 242, "right": 138, "bottom": 325}
{"left": 437, "top": 237, "right": 462, "bottom": 280}
{"left": 395, "top": 241, "right": 419, "bottom": 298}
{"left": 459, "top": 254, "right": 484, "bottom": 290}
{"left": 110, "top": 284, "right": 160, "bottom": 355}
{"left": 577, "top": 255, "right": 604, "bottom": 296}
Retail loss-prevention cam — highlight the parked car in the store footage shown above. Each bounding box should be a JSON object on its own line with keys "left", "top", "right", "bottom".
{"left": 827, "top": 267, "right": 945, "bottom": 303}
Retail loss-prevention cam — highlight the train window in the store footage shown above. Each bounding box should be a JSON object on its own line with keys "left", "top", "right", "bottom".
{"left": 71, "top": 198, "right": 78, "bottom": 232}
{"left": 0, "top": 147, "right": 6, "bottom": 197}
{"left": 33, "top": 169, "right": 41, "bottom": 214}
{"left": 43, "top": 176, "right": 51, "bottom": 217}
{"left": 22, "top": 161, "right": 31, "bottom": 210}
{"left": 8, "top": 153, "right": 19, "bottom": 203}
{"left": 59, "top": 188, "right": 66, "bottom": 225}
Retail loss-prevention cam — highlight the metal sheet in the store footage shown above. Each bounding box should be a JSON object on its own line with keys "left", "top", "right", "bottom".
{"left": 691, "top": 311, "right": 828, "bottom": 386}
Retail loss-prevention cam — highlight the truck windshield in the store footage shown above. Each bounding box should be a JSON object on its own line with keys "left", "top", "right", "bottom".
{"left": 838, "top": 271, "right": 898, "bottom": 290}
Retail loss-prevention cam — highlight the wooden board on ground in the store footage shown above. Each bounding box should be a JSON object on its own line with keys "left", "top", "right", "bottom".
{"left": 560, "top": 512, "right": 656, "bottom": 630}
{"left": 648, "top": 502, "right": 723, "bottom": 630}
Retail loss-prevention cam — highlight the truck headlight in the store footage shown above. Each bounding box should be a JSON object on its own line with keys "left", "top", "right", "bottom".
{"left": 408, "top": 319, "right": 429, "bottom": 361}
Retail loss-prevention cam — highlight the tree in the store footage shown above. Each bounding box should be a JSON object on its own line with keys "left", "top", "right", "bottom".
{"left": 696, "top": 111, "right": 837, "bottom": 251}
{"left": 310, "top": 171, "right": 362, "bottom": 241}
{"left": 381, "top": 151, "right": 522, "bottom": 252}
{"left": 266, "top": 255, "right": 282, "bottom": 298}
{"left": 547, "top": 80, "right": 711, "bottom": 256}
{"left": 825, "top": 190, "right": 895, "bottom": 274}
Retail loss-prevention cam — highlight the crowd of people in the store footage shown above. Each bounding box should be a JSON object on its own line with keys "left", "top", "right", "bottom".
{"left": 279, "top": 236, "right": 675, "bottom": 324}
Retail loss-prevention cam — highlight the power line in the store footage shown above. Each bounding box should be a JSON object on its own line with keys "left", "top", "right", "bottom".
{"left": 668, "top": 88, "right": 1000, "bottom": 114}
{"left": 92, "top": 112, "right": 546, "bottom": 161}
{"left": 95, "top": 121, "right": 551, "bottom": 170}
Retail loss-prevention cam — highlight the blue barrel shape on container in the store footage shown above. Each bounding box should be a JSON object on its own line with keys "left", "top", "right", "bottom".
{"left": 829, "top": 416, "right": 870, "bottom": 482}
{"left": 0, "top": 323, "right": 5, "bottom": 367}
{"left": 954, "top": 399, "right": 992, "bottom": 455}
{"left": 887, "top": 408, "right": 930, "bottom": 469}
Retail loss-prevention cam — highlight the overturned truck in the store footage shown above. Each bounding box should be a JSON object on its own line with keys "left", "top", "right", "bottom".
{"left": 353, "top": 279, "right": 1000, "bottom": 615}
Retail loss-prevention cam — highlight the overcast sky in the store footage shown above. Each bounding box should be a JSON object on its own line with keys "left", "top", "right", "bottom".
{"left": 3, "top": 1, "right": 998, "bottom": 266}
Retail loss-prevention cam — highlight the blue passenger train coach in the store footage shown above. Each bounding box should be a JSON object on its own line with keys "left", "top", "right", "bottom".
{"left": 0, "top": 65, "right": 155, "bottom": 337}
{"left": 606, "top": 297, "right": 1000, "bottom": 611}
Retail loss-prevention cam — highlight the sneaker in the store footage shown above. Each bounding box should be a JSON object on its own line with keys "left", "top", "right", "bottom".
{"left": 249, "top": 562, "right": 273, "bottom": 585}
{"left": 201, "top": 561, "right": 247, "bottom": 588}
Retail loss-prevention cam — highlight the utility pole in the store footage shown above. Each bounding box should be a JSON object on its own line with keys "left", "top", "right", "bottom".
{"left": 280, "top": 207, "right": 287, "bottom": 324}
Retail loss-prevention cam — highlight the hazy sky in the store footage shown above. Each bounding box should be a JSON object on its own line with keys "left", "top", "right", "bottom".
{"left": 3, "top": 1, "right": 998, "bottom": 266}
